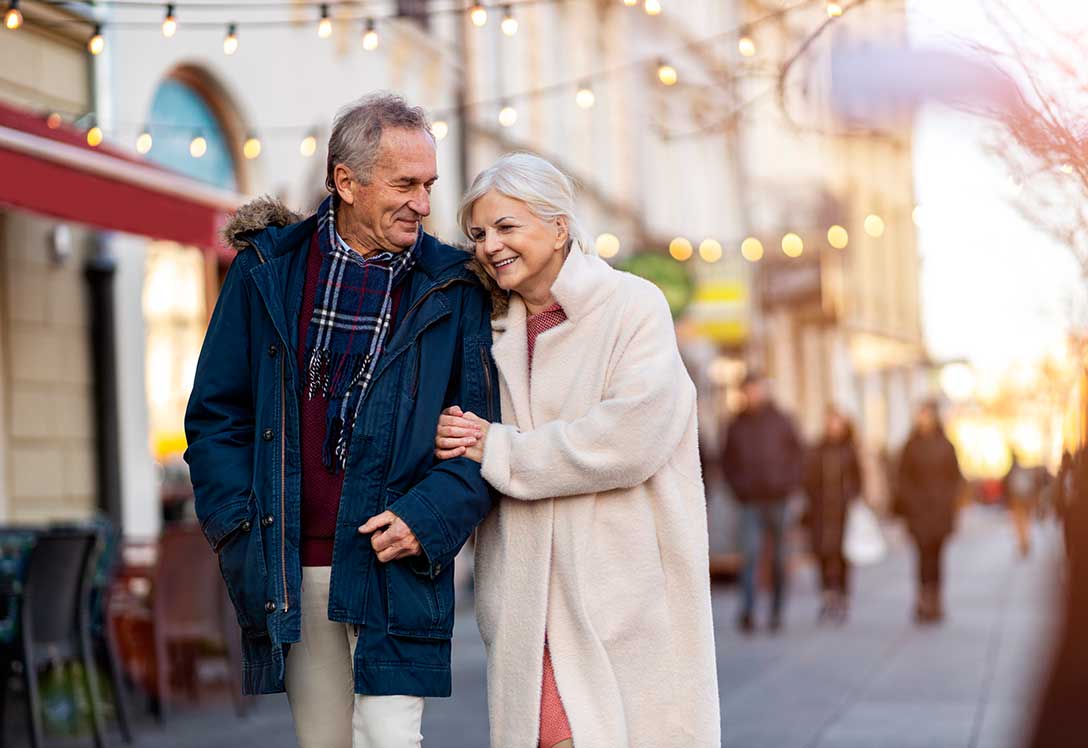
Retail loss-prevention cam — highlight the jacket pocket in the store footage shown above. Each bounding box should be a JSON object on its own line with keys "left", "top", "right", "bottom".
{"left": 383, "top": 490, "right": 455, "bottom": 640}
{"left": 216, "top": 494, "right": 270, "bottom": 633}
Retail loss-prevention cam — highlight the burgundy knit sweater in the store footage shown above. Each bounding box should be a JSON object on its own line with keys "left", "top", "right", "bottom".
{"left": 297, "top": 234, "right": 404, "bottom": 567}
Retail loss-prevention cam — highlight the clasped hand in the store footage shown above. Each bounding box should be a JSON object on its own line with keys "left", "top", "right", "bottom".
{"left": 434, "top": 406, "right": 489, "bottom": 463}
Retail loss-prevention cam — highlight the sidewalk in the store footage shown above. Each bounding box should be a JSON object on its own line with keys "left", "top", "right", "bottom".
{"left": 4, "top": 506, "right": 1059, "bottom": 748}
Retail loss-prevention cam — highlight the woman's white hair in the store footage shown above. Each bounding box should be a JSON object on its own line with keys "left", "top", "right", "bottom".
{"left": 458, "top": 152, "right": 592, "bottom": 255}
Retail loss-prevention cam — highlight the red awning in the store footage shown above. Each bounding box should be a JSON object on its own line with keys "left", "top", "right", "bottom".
{"left": 0, "top": 100, "right": 240, "bottom": 258}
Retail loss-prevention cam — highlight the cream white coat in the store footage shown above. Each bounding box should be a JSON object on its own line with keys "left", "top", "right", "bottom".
{"left": 475, "top": 247, "right": 721, "bottom": 748}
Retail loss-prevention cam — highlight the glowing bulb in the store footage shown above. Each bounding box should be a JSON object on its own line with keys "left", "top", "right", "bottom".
{"left": 738, "top": 36, "right": 756, "bottom": 57}
{"left": 596, "top": 233, "right": 620, "bottom": 258}
{"left": 575, "top": 86, "right": 595, "bottom": 109}
{"left": 501, "top": 6, "right": 517, "bottom": 35}
{"left": 431, "top": 120, "right": 449, "bottom": 141}
{"left": 88, "top": 26, "right": 104, "bottom": 55}
{"left": 864, "top": 213, "right": 885, "bottom": 237}
{"left": 243, "top": 136, "right": 261, "bottom": 159}
{"left": 362, "top": 19, "right": 379, "bottom": 50}
{"left": 190, "top": 135, "right": 207, "bottom": 158}
{"left": 826, "top": 2, "right": 843, "bottom": 17}
{"left": 1060, "top": 163, "right": 1074, "bottom": 175}
{"left": 46, "top": 113, "right": 62, "bottom": 129}
{"left": 623, "top": 0, "right": 638, "bottom": 6}
{"left": 223, "top": 24, "right": 238, "bottom": 55}
{"left": 669, "top": 237, "right": 693, "bottom": 262}
{"left": 136, "top": 131, "right": 153, "bottom": 154}
{"left": 781, "top": 232, "right": 803, "bottom": 257}
{"left": 300, "top": 135, "right": 317, "bottom": 157}
{"left": 827, "top": 225, "right": 848, "bottom": 249}
{"left": 317, "top": 4, "right": 332, "bottom": 38}
{"left": 470, "top": 4, "right": 487, "bottom": 27}
{"left": 86, "top": 126, "right": 103, "bottom": 147}
{"left": 741, "top": 237, "right": 764, "bottom": 262}
{"left": 644, "top": 0, "right": 662, "bottom": 15}
{"left": 162, "top": 5, "right": 177, "bottom": 37}
{"left": 4, "top": 1, "right": 22, "bottom": 30}
{"left": 657, "top": 62, "right": 678, "bottom": 86}
{"left": 498, "top": 105, "right": 518, "bottom": 128}
{"left": 699, "top": 239, "right": 723, "bottom": 263}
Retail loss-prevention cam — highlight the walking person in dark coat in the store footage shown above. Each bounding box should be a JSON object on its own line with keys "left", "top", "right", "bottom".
{"left": 897, "top": 400, "right": 965, "bottom": 624}
{"left": 804, "top": 407, "right": 862, "bottom": 624}
{"left": 722, "top": 372, "right": 805, "bottom": 633}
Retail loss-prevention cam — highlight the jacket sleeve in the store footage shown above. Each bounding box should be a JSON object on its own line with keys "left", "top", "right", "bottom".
{"left": 387, "top": 288, "right": 498, "bottom": 579}
{"left": 480, "top": 288, "right": 696, "bottom": 501}
{"left": 183, "top": 258, "right": 256, "bottom": 551}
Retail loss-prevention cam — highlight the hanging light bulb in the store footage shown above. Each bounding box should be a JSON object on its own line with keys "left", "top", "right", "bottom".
{"left": 699, "top": 239, "right": 723, "bottom": 263}
{"left": 4, "top": 0, "right": 22, "bottom": 30}
{"left": 596, "top": 233, "right": 620, "bottom": 258}
{"left": 738, "top": 34, "right": 756, "bottom": 57}
{"left": 826, "top": 2, "right": 843, "bottom": 17}
{"left": 470, "top": 4, "right": 487, "bottom": 27}
{"left": 657, "top": 60, "right": 678, "bottom": 86}
{"left": 87, "top": 24, "right": 105, "bottom": 55}
{"left": 622, "top": 0, "right": 638, "bottom": 6}
{"left": 190, "top": 134, "right": 207, "bottom": 158}
{"left": 781, "top": 232, "right": 804, "bottom": 258}
{"left": 431, "top": 120, "right": 449, "bottom": 141}
{"left": 362, "top": 18, "right": 379, "bottom": 50}
{"left": 46, "top": 113, "right": 63, "bottom": 129}
{"left": 644, "top": 0, "right": 662, "bottom": 15}
{"left": 669, "top": 237, "right": 693, "bottom": 262}
{"left": 575, "top": 84, "right": 595, "bottom": 109}
{"left": 162, "top": 4, "right": 177, "bottom": 37}
{"left": 223, "top": 23, "right": 238, "bottom": 55}
{"left": 136, "top": 129, "right": 153, "bottom": 154}
{"left": 243, "top": 135, "right": 261, "bottom": 159}
{"left": 498, "top": 104, "right": 518, "bottom": 128}
{"left": 501, "top": 5, "right": 518, "bottom": 35}
{"left": 740, "top": 237, "right": 764, "bottom": 262}
{"left": 300, "top": 134, "right": 317, "bottom": 157}
{"left": 827, "top": 225, "right": 848, "bottom": 249}
{"left": 86, "top": 126, "right": 104, "bottom": 148}
{"left": 317, "top": 3, "right": 332, "bottom": 38}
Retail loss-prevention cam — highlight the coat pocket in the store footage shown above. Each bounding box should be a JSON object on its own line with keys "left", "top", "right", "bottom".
{"left": 383, "top": 489, "right": 455, "bottom": 640}
{"left": 216, "top": 494, "right": 270, "bottom": 634}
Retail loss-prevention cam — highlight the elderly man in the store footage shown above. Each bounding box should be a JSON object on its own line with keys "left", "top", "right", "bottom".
{"left": 184, "top": 93, "right": 498, "bottom": 747}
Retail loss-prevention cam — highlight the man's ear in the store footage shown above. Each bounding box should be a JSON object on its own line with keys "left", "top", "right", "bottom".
{"left": 334, "top": 163, "right": 355, "bottom": 205}
{"left": 554, "top": 216, "right": 569, "bottom": 251}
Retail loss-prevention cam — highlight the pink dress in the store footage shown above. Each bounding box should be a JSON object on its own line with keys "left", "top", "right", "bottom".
{"left": 526, "top": 304, "right": 573, "bottom": 748}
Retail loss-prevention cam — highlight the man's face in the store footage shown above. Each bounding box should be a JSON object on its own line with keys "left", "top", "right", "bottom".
{"left": 341, "top": 127, "right": 437, "bottom": 252}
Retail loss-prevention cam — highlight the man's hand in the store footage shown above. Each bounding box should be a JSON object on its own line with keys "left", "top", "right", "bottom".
{"left": 358, "top": 510, "right": 421, "bottom": 563}
{"left": 435, "top": 406, "right": 490, "bottom": 464}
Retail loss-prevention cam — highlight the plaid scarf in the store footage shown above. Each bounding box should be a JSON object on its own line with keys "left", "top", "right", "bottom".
{"left": 305, "top": 196, "right": 418, "bottom": 472}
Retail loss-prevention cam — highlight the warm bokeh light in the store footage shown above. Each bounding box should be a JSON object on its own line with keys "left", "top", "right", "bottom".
{"left": 223, "top": 26, "right": 238, "bottom": 55}
{"left": 595, "top": 233, "right": 620, "bottom": 258}
{"left": 501, "top": 10, "right": 518, "bottom": 36}
{"left": 189, "top": 135, "right": 207, "bottom": 158}
{"left": 431, "top": 120, "right": 449, "bottom": 141}
{"left": 362, "top": 21, "right": 379, "bottom": 51}
{"left": 4, "top": 3, "right": 23, "bottom": 30}
{"left": 827, "top": 225, "right": 849, "bottom": 249}
{"left": 781, "top": 232, "right": 804, "bottom": 257}
{"left": 46, "top": 113, "right": 62, "bottom": 129}
{"left": 698, "top": 239, "right": 723, "bottom": 263}
{"left": 136, "top": 132, "right": 153, "bottom": 154}
{"left": 738, "top": 36, "right": 756, "bottom": 57}
{"left": 741, "top": 237, "right": 764, "bottom": 262}
{"left": 86, "top": 126, "right": 103, "bottom": 147}
{"left": 657, "top": 62, "right": 678, "bottom": 86}
{"left": 669, "top": 237, "right": 694, "bottom": 262}
{"left": 162, "top": 6, "right": 177, "bottom": 37}
{"left": 243, "top": 137, "right": 261, "bottom": 159}
{"left": 826, "top": 2, "right": 843, "bottom": 17}
{"left": 498, "top": 105, "right": 518, "bottom": 127}
{"left": 644, "top": 0, "right": 662, "bottom": 15}
{"left": 623, "top": 0, "right": 638, "bottom": 6}
{"left": 939, "top": 362, "right": 976, "bottom": 402}
{"left": 88, "top": 27, "right": 105, "bottom": 55}
{"left": 317, "top": 6, "right": 332, "bottom": 39}
{"left": 470, "top": 4, "right": 487, "bottom": 26}
{"left": 576, "top": 86, "right": 596, "bottom": 109}
{"left": 300, "top": 135, "right": 317, "bottom": 157}
{"left": 864, "top": 213, "right": 886, "bottom": 237}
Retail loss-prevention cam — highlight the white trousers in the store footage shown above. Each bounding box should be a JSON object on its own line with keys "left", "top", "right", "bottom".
{"left": 285, "top": 566, "right": 425, "bottom": 748}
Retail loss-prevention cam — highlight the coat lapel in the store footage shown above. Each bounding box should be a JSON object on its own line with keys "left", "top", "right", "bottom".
{"left": 490, "top": 294, "right": 534, "bottom": 430}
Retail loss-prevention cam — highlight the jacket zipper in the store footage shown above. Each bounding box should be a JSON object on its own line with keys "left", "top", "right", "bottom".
{"left": 242, "top": 238, "right": 288, "bottom": 613}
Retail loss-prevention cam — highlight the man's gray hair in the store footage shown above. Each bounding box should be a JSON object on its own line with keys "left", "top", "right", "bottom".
{"left": 325, "top": 93, "right": 433, "bottom": 193}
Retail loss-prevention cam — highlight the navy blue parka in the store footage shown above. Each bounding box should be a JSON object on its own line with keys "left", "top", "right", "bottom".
{"left": 183, "top": 198, "right": 499, "bottom": 697}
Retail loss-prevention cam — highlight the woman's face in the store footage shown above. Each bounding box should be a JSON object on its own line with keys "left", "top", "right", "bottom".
{"left": 468, "top": 190, "right": 568, "bottom": 300}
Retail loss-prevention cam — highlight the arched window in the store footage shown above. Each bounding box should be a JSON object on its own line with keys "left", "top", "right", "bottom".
{"left": 146, "top": 74, "right": 239, "bottom": 191}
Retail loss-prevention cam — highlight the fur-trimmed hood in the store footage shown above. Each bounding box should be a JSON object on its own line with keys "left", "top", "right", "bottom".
{"left": 221, "top": 196, "right": 305, "bottom": 251}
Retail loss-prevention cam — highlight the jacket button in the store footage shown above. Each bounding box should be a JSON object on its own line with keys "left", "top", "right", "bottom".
{"left": 268, "top": 344, "right": 277, "bottom": 357}
{"left": 261, "top": 514, "right": 274, "bottom": 528}
{"left": 264, "top": 600, "right": 276, "bottom": 613}
{"left": 263, "top": 428, "right": 274, "bottom": 441}
{"left": 240, "top": 520, "right": 252, "bottom": 533}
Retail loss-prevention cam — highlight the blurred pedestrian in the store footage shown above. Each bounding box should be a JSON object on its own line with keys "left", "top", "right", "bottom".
{"left": 722, "top": 372, "right": 805, "bottom": 633}
{"left": 433, "top": 153, "right": 720, "bottom": 748}
{"left": 804, "top": 407, "right": 862, "bottom": 624}
{"left": 185, "top": 94, "right": 498, "bottom": 748}
{"left": 1002, "top": 452, "right": 1038, "bottom": 557}
{"left": 896, "top": 400, "right": 965, "bottom": 624}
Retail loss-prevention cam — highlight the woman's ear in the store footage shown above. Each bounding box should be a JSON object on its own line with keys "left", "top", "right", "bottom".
{"left": 554, "top": 216, "right": 569, "bottom": 251}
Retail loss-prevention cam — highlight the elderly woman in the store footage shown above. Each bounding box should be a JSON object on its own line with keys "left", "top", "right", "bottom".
{"left": 434, "top": 153, "right": 720, "bottom": 748}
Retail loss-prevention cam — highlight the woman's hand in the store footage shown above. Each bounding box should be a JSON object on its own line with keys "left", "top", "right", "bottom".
{"left": 435, "top": 406, "right": 490, "bottom": 463}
